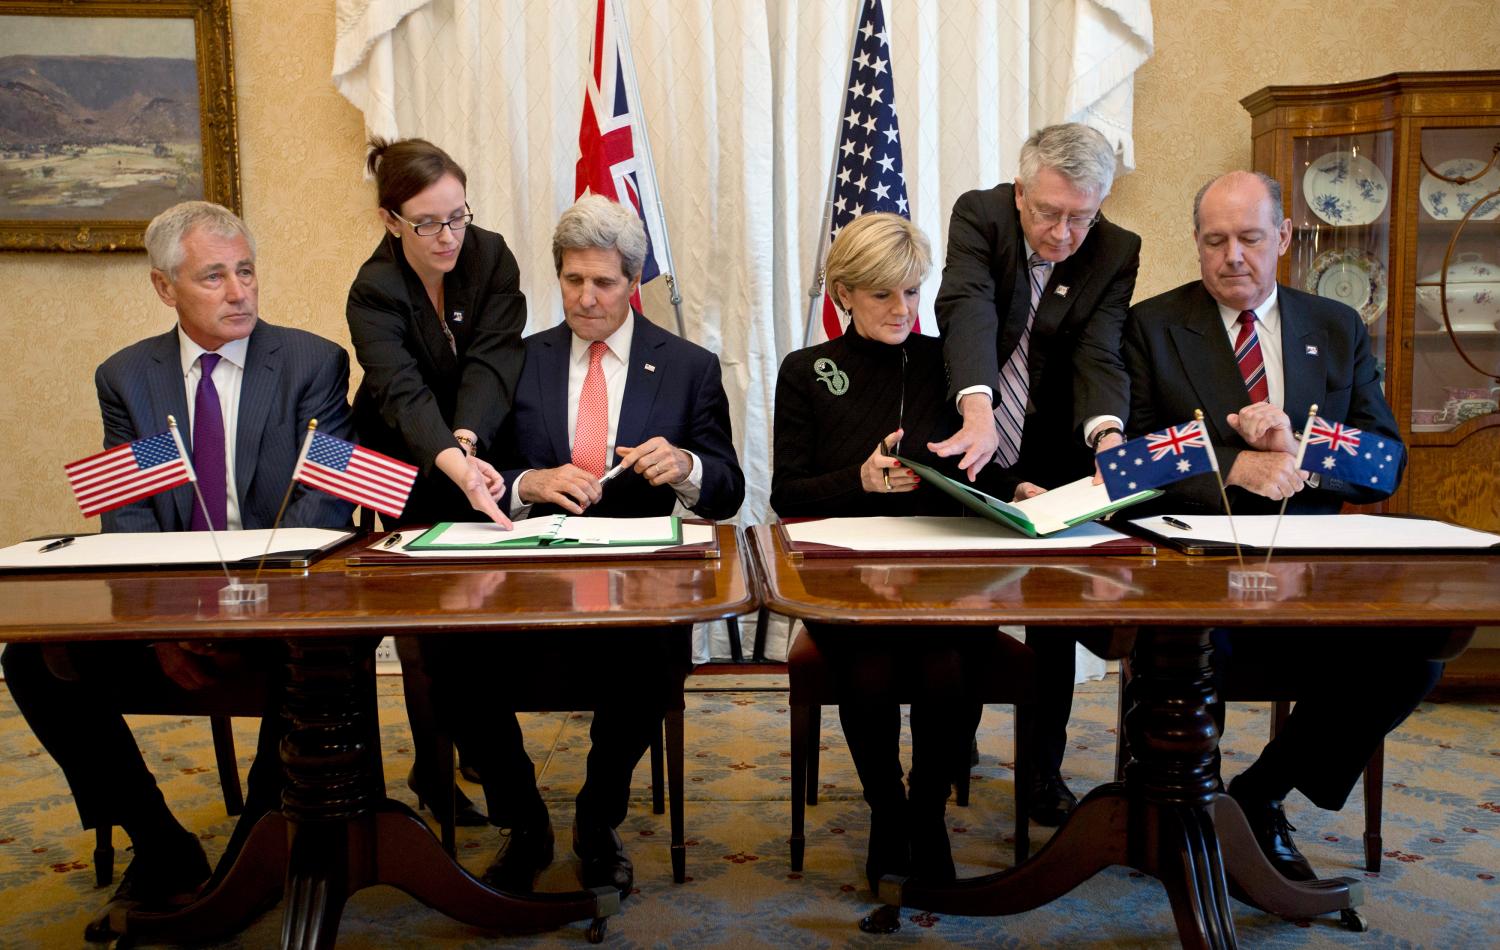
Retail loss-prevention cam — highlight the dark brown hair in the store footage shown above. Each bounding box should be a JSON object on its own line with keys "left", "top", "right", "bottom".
{"left": 365, "top": 137, "right": 467, "bottom": 214}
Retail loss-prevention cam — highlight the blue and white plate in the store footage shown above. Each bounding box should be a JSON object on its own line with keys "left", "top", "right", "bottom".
{"left": 1302, "top": 150, "right": 1389, "bottom": 226}
{"left": 1420, "top": 157, "right": 1500, "bottom": 221}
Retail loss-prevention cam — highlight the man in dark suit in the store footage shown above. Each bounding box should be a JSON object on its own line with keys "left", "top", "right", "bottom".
{"left": 2, "top": 201, "right": 353, "bottom": 927}
{"left": 457, "top": 195, "right": 743, "bottom": 900}
{"left": 1124, "top": 170, "right": 1441, "bottom": 880}
{"left": 929, "top": 123, "right": 1141, "bottom": 825}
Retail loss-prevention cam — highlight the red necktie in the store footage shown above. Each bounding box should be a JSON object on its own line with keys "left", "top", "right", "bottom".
{"left": 572, "top": 341, "right": 609, "bottom": 477}
{"left": 1234, "top": 310, "right": 1269, "bottom": 404}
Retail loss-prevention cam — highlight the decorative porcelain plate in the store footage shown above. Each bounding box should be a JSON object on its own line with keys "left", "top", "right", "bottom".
{"left": 1305, "top": 247, "right": 1388, "bottom": 325}
{"left": 1303, "top": 151, "right": 1389, "bottom": 226}
{"left": 1420, "top": 158, "right": 1500, "bottom": 221}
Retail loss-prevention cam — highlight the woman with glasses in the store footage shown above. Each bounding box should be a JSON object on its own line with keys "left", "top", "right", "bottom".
{"left": 770, "top": 213, "right": 1029, "bottom": 894}
{"left": 346, "top": 137, "right": 526, "bottom": 831}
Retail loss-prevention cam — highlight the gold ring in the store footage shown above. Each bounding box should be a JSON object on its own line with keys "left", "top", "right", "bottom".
{"left": 883, "top": 470, "right": 892, "bottom": 491}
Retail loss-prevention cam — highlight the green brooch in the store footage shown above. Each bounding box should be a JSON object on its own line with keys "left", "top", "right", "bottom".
{"left": 814, "top": 357, "right": 849, "bottom": 395}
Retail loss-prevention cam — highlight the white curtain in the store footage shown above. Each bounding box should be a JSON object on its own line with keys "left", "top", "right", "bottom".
{"left": 333, "top": 0, "right": 1153, "bottom": 664}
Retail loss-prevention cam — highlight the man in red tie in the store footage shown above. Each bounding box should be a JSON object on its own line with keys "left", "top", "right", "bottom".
{"left": 1122, "top": 170, "right": 1439, "bottom": 883}
{"left": 445, "top": 195, "right": 743, "bottom": 900}
{"left": 2, "top": 202, "right": 354, "bottom": 937}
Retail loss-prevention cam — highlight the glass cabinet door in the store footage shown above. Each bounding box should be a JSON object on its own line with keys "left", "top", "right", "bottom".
{"left": 1411, "top": 126, "right": 1500, "bottom": 433}
{"left": 1287, "top": 131, "right": 1395, "bottom": 388}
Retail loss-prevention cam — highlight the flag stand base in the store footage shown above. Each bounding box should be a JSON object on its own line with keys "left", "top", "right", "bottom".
{"left": 1227, "top": 569, "right": 1276, "bottom": 594}
{"left": 219, "top": 581, "right": 269, "bottom": 606}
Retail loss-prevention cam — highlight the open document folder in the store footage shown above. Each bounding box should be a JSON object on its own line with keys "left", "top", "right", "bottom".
{"left": 897, "top": 456, "right": 1159, "bottom": 537}
{"left": 407, "top": 515, "right": 682, "bottom": 550}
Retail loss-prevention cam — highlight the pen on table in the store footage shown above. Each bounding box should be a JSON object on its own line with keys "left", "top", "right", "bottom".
{"left": 380, "top": 532, "right": 403, "bottom": 550}
{"left": 38, "top": 537, "right": 75, "bottom": 553}
{"left": 599, "top": 460, "right": 627, "bottom": 484}
{"left": 1161, "top": 517, "right": 1192, "bottom": 531}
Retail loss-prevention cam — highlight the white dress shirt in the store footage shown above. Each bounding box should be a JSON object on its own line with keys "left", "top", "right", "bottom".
{"left": 1216, "top": 287, "right": 1285, "bottom": 409}
{"left": 510, "top": 317, "right": 704, "bottom": 515}
{"left": 177, "top": 328, "right": 248, "bottom": 530}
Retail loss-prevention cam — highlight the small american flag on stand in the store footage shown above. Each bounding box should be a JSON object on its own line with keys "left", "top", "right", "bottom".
{"left": 64, "top": 431, "right": 192, "bottom": 517}
{"left": 1101, "top": 419, "right": 1218, "bottom": 500}
{"left": 1301, "top": 417, "right": 1403, "bottom": 492}
{"left": 293, "top": 430, "right": 416, "bottom": 519}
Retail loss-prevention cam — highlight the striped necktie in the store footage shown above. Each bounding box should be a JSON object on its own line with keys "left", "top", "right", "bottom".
{"left": 993, "top": 254, "right": 1051, "bottom": 468}
{"left": 1234, "top": 310, "right": 1269, "bottom": 404}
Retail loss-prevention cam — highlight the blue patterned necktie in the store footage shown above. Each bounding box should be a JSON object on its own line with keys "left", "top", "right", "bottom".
{"left": 993, "top": 254, "right": 1051, "bottom": 468}
{"left": 189, "top": 353, "right": 227, "bottom": 531}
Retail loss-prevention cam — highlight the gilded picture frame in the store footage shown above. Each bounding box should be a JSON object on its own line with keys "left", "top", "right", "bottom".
{"left": 0, "top": 0, "right": 240, "bottom": 251}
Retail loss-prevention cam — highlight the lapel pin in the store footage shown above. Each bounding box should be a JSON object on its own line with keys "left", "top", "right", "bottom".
{"left": 644, "top": 363, "right": 656, "bottom": 373}
{"left": 1055, "top": 285, "right": 1070, "bottom": 297}
{"left": 1305, "top": 344, "right": 1318, "bottom": 355}
{"left": 451, "top": 311, "right": 464, "bottom": 322}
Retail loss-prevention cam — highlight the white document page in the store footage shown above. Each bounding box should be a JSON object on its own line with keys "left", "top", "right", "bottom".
{"left": 419, "top": 518, "right": 565, "bottom": 546}
{"left": 1012, "top": 476, "right": 1128, "bottom": 534}
{"left": 553, "top": 516, "right": 678, "bottom": 543}
{"left": 391, "top": 522, "right": 713, "bottom": 558}
{"left": 783, "top": 516, "right": 1130, "bottom": 552}
{"left": 1131, "top": 514, "right": 1500, "bottom": 549}
{"left": 0, "top": 528, "right": 353, "bottom": 569}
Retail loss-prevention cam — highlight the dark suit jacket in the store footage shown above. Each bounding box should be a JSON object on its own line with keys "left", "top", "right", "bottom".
{"left": 346, "top": 225, "right": 526, "bottom": 523}
{"left": 95, "top": 321, "right": 354, "bottom": 532}
{"left": 497, "top": 313, "right": 744, "bottom": 520}
{"left": 1124, "top": 280, "right": 1402, "bottom": 515}
{"left": 936, "top": 183, "right": 1141, "bottom": 489}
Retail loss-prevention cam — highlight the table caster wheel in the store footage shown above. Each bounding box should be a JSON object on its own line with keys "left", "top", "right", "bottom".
{"left": 858, "top": 904, "right": 902, "bottom": 934}
{"left": 1340, "top": 909, "right": 1368, "bottom": 932}
{"left": 588, "top": 916, "right": 608, "bottom": 943}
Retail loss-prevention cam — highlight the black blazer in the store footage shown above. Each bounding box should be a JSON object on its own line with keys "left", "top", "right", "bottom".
{"left": 94, "top": 321, "right": 354, "bottom": 531}
{"left": 1124, "top": 280, "right": 1402, "bottom": 515}
{"left": 346, "top": 225, "right": 526, "bottom": 524}
{"left": 771, "top": 330, "right": 1016, "bottom": 517}
{"left": 496, "top": 313, "right": 744, "bottom": 521}
{"left": 936, "top": 183, "right": 1141, "bottom": 488}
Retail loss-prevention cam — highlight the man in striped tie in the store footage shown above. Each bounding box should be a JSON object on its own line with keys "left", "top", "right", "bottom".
{"left": 1122, "top": 170, "right": 1434, "bottom": 884}
{"left": 929, "top": 123, "right": 1143, "bottom": 827}
{"left": 3, "top": 202, "right": 354, "bottom": 937}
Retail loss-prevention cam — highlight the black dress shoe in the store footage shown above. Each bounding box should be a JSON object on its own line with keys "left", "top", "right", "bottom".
{"left": 573, "top": 822, "right": 634, "bottom": 900}
{"left": 864, "top": 806, "right": 911, "bottom": 895}
{"left": 407, "top": 768, "right": 488, "bottom": 827}
{"left": 1028, "top": 773, "right": 1078, "bottom": 827}
{"left": 1228, "top": 781, "right": 1316, "bottom": 882}
{"left": 481, "top": 818, "right": 555, "bottom": 893}
{"left": 83, "top": 834, "right": 211, "bottom": 941}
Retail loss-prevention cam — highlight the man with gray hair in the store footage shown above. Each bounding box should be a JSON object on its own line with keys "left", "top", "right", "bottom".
{"left": 441, "top": 194, "right": 742, "bottom": 900}
{"left": 2, "top": 200, "right": 353, "bottom": 937}
{"left": 927, "top": 122, "right": 1142, "bottom": 828}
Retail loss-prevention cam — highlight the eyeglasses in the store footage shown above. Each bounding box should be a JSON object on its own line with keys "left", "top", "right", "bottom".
{"left": 390, "top": 206, "right": 474, "bottom": 237}
{"left": 1023, "top": 200, "right": 1099, "bottom": 231}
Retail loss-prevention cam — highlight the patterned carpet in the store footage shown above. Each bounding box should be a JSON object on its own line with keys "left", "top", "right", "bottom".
{"left": 1, "top": 673, "right": 1497, "bottom": 948}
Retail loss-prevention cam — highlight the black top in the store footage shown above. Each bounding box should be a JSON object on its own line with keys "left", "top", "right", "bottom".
{"left": 771, "top": 329, "right": 1014, "bottom": 518}
{"left": 346, "top": 225, "right": 526, "bottom": 524}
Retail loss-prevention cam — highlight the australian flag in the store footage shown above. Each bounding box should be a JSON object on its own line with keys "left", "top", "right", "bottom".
{"left": 1301, "top": 417, "right": 1403, "bottom": 493}
{"left": 1101, "top": 419, "right": 1219, "bottom": 500}
{"left": 814, "top": 0, "right": 914, "bottom": 342}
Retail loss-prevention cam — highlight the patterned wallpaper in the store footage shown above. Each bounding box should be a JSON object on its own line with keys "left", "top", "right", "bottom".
{"left": 0, "top": 0, "right": 1497, "bottom": 543}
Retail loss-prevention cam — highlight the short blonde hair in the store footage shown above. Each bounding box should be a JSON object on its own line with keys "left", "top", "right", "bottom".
{"left": 824, "top": 213, "right": 931, "bottom": 310}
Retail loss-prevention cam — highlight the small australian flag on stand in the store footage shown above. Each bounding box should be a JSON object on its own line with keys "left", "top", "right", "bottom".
{"left": 1301, "top": 417, "right": 1403, "bottom": 493}
{"left": 1101, "top": 419, "right": 1218, "bottom": 500}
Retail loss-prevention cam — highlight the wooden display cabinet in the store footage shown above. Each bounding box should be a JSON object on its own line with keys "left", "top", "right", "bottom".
{"left": 1242, "top": 72, "right": 1500, "bottom": 530}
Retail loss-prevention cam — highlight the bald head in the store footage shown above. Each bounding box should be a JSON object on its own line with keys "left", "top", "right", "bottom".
{"left": 1193, "top": 171, "right": 1291, "bottom": 312}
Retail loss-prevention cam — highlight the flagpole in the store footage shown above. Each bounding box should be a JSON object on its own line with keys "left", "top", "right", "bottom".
{"left": 610, "top": 0, "right": 685, "bottom": 338}
{"left": 253, "top": 419, "right": 317, "bottom": 584}
{"left": 801, "top": 0, "right": 868, "bottom": 350}
{"left": 1261, "top": 404, "right": 1317, "bottom": 571}
{"left": 167, "top": 415, "right": 235, "bottom": 588}
{"left": 1197, "top": 408, "right": 1247, "bottom": 571}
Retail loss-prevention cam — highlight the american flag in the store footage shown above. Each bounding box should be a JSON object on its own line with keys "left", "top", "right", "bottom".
{"left": 293, "top": 430, "right": 417, "bottom": 519}
{"left": 1101, "top": 419, "right": 1219, "bottom": 500}
{"left": 65, "top": 431, "right": 193, "bottom": 518}
{"left": 577, "top": 0, "right": 670, "bottom": 306}
{"left": 1301, "top": 416, "right": 1403, "bottom": 492}
{"left": 812, "top": 0, "right": 913, "bottom": 342}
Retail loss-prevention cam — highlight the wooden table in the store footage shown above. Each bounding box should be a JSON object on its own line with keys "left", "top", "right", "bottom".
{"left": 0, "top": 524, "right": 754, "bottom": 948}
{"left": 748, "top": 525, "right": 1497, "bottom": 949}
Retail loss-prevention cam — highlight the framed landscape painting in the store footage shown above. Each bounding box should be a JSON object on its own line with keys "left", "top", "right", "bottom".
{"left": 0, "top": 0, "right": 240, "bottom": 251}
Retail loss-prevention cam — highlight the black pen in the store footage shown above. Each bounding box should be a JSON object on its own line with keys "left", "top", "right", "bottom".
{"left": 380, "top": 532, "right": 403, "bottom": 550}
{"left": 1162, "top": 517, "right": 1192, "bottom": 531}
{"left": 38, "top": 537, "right": 75, "bottom": 553}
